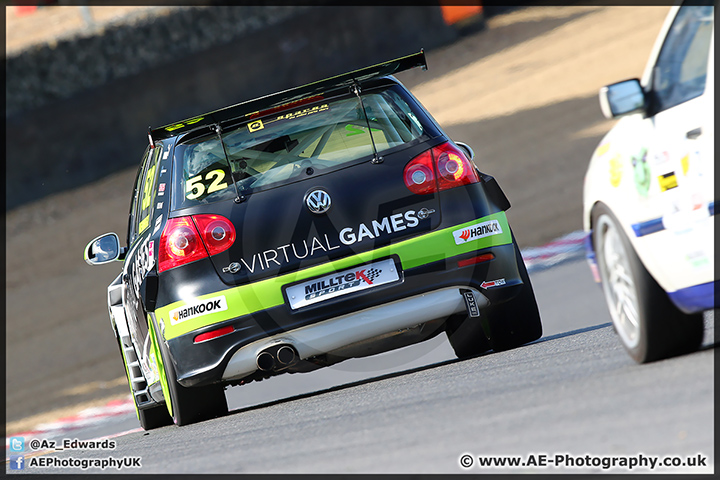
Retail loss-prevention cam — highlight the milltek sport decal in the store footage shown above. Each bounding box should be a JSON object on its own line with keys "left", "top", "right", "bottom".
{"left": 170, "top": 296, "right": 228, "bottom": 325}
{"left": 285, "top": 258, "right": 400, "bottom": 310}
{"left": 452, "top": 219, "right": 503, "bottom": 245}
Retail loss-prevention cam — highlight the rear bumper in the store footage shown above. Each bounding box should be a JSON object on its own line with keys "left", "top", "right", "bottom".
{"left": 220, "top": 285, "right": 477, "bottom": 382}
{"left": 164, "top": 241, "right": 525, "bottom": 387}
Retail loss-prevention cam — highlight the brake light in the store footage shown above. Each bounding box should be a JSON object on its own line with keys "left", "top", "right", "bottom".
{"left": 158, "top": 214, "right": 236, "bottom": 272}
{"left": 403, "top": 142, "right": 479, "bottom": 194}
{"left": 158, "top": 217, "right": 207, "bottom": 272}
{"left": 192, "top": 214, "right": 236, "bottom": 256}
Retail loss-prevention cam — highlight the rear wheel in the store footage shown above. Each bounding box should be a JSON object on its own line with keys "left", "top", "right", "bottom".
{"left": 115, "top": 336, "right": 173, "bottom": 430}
{"left": 445, "top": 312, "right": 492, "bottom": 359}
{"left": 153, "top": 319, "right": 228, "bottom": 426}
{"left": 592, "top": 204, "right": 703, "bottom": 363}
{"left": 485, "top": 240, "right": 543, "bottom": 352}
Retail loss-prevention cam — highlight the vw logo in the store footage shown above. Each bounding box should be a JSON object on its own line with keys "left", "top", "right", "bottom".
{"left": 305, "top": 189, "right": 331, "bottom": 215}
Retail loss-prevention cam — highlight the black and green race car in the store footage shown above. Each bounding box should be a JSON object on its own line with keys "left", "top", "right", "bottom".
{"left": 84, "top": 51, "right": 542, "bottom": 430}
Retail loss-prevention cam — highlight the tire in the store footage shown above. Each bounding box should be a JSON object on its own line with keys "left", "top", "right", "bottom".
{"left": 592, "top": 203, "right": 703, "bottom": 363}
{"left": 445, "top": 312, "right": 492, "bottom": 359}
{"left": 485, "top": 239, "right": 543, "bottom": 352}
{"left": 154, "top": 319, "right": 228, "bottom": 426}
{"left": 115, "top": 336, "right": 173, "bottom": 430}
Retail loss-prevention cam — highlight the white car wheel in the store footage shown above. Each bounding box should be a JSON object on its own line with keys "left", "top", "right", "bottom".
{"left": 592, "top": 204, "right": 703, "bottom": 363}
{"left": 595, "top": 213, "right": 641, "bottom": 349}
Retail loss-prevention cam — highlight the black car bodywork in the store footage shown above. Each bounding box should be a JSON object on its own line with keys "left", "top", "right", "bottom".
{"left": 85, "top": 51, "right": 542, "bottom": 429}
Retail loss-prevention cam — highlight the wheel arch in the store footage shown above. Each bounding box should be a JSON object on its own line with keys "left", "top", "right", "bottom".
{"left": 589, "top": 201, "right": 652, "bottom": 276}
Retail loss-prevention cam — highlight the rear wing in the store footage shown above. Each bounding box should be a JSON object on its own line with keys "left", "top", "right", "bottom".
{"left": 149, "top": 50, "right": 427, "bottom": 143}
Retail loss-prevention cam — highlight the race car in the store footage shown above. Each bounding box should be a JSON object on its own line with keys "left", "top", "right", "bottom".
{"left": 84, "top": 51, "right": 542, "bottom": 429}
{"left": 583, "top": 2, "right": 715, "bottom": 363}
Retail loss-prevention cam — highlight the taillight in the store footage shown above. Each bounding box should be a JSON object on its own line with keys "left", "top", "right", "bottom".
{"left": 159, "top": 217, "right": 207, "bottom": 272}
{"left": 403, "top": 142, "right": 479, "bottom": 194}
{"left": 158, "top": 214, "right": 236, "bottom": 272}
{"left": 403, "top": 150, "right": 436, "bottom": 195}
{"left": 192, "top": 214, "right": 236, "bottom": 256}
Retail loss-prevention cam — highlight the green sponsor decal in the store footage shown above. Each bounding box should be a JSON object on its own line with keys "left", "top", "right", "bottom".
{"left": 156, "top": 211, "right": 511, "bottom": 340}
{"left": 148, "top": 314, "right": 172, "bottom": 418}
{"left": 632, "top": 147, "right": 651, "bottom": 197}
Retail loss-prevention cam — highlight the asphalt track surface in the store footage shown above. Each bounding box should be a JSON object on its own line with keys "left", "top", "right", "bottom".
{"left": 5, "top": 4, "right": 715, "bottom": 475}
{"left": 9, "top": 258, "right": 715, "bottom": 474}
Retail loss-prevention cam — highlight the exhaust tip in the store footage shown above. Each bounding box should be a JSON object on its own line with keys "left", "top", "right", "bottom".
{"left": 256, "top": 351, "right": 275, "bottom": 371}
{"left": 276, "top": 345, "right": 296, "bottom": 366}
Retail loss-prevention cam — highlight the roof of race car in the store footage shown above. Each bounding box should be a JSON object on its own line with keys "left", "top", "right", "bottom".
{"left": 149, "top": 50, "right": 427, "bottom": 143}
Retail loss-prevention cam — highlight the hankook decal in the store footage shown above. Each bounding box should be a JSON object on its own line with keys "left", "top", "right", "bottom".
{"left": 170, "top": 296, "right": 228, "bottom": 325}
{"left": 452, "top": 219, "right": 502, "bottom": 245}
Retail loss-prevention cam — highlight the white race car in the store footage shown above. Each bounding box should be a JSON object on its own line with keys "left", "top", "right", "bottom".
{"left": 583, "top": 1, "right": 714, "bottom": 363}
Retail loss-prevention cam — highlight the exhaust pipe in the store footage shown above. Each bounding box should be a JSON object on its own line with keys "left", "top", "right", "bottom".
{"left": 256, "top": 344, "right": 299, "bottom": 372}
{"left": 276, "top": 345, "right": 296, "bottom": 366}
{"left": 256, "top": 351, "right": 275, "bottom": 371}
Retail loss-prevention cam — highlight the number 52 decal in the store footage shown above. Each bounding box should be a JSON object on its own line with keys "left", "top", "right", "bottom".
{"left": 186, "top": 169, "right": 229, "bottom": 200}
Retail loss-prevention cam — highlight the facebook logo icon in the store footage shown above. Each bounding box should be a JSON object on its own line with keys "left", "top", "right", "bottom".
{"left": 9, "top": 455, "right": 25, "bottom": 470}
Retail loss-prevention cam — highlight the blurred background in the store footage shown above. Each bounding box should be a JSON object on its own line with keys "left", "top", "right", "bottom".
{"left": 5, "top": 2, "right": 671, "bottom": 434}
{"left": 6, "top": 1, "right": 493, "bottom": 210}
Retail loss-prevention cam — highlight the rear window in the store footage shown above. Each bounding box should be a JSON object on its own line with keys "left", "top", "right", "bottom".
{"left": 172, "top": 85, "right": 426, "bottom": 208}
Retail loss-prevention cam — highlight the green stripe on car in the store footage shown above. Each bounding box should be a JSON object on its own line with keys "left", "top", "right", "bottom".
{"left": 148, "top": 314, "right": 172, "bottom": 418}
{"left": 156, "top": 212, "right": 512, "bottom": 340}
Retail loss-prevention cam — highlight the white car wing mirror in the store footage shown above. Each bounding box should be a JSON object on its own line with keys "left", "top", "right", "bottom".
{"left": 599, "top": 78, "right": 646, "bottom": 119}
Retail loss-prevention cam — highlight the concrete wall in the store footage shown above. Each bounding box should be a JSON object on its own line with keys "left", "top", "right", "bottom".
{"left": 6, "top": 5, "right": 457, "bottom": 210}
